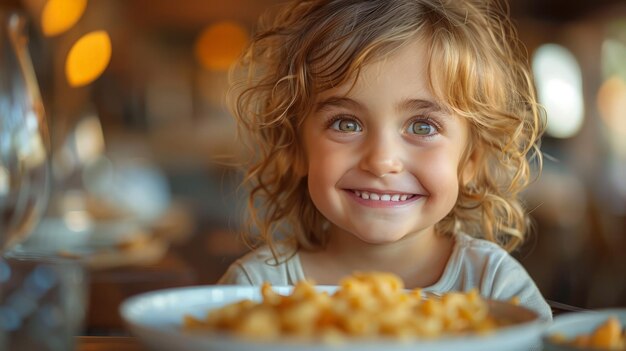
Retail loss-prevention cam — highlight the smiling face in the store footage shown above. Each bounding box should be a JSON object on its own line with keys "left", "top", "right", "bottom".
{"left": 301, "top": 38, "right": 472, "bottom": 244}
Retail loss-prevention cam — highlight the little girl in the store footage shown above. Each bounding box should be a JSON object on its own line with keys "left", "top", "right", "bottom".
{"left": 219, "top": 0, "right": 552, "bottom": 321}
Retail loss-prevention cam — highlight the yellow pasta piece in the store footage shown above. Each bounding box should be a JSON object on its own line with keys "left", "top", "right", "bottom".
{"left": 589, "top": 317, "right": 623, "bottom": 349}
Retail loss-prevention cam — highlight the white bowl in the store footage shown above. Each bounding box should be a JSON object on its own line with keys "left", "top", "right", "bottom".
{"left": 542, "top": 308, "right": 626, "bottom": 351}
{"left": 120, "top": 285, "right": 548, "bottom": 351}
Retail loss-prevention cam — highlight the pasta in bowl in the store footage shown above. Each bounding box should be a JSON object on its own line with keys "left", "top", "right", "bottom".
{"left": 543, "top": 309, "right": 626, "bottom": 350}
{"left": 120, "top": 272, "right": 546, "bottom": 351}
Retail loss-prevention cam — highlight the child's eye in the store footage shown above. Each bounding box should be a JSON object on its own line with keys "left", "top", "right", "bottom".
{"left": 329, "top": 117, "right": 362, "bottom": 132}
{"left": 407, "top": 120, "right": 437, "bottom": 136}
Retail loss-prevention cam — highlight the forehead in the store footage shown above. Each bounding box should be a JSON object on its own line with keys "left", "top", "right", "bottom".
{"left": 314, "top": 38, "right": 443, "bottom": 109}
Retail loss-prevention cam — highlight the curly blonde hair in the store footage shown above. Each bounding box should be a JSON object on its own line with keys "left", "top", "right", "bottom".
{"left": 228, "top": 0, "right": 544, "bottom": 255}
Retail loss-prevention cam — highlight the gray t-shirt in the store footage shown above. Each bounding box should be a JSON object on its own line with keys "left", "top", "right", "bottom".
{"left": 218, "top": 232, "right": 552, "bottom": 321}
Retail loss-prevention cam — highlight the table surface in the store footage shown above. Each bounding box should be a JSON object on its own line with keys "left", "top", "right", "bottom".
{"left": 77, "top": 336, "right": 146, "bottom": 351}
{"left": 76, "top": 251, "right": 194, "bottom": 350}
{"left": 85, "top": 253, "right": 197, "bottom": 333}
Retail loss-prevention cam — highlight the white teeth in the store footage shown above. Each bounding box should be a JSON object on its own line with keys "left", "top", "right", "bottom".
{"left": 353, "top": 190, "right": 412, "bottom": 202}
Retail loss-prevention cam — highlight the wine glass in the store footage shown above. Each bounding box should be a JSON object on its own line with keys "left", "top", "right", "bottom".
{"left": 0, "top": 11, "right": 87, "bottom": 351}
{"left": 0, "top": 10, "right": 51, "bottom": 252}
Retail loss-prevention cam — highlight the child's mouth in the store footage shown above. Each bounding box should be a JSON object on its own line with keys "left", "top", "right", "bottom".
{"left": 351, "top": 190, "right": 416, "bottom": 202}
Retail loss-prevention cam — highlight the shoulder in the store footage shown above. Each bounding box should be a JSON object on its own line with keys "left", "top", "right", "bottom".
{"left": 238, "top": 245, "right": 280, "bottom": 264}
{"left": 454, "top": 232, "right": 502, "bottom": 250}
{"left": 453, "top": 232, "right": 511, "bottom": 263}
{"left": 444, "top": 233, "right": 515, "bottom": 286}
{"left": 452, "top": 232, "right": 531, "bottom": 281}
{"left": 217, "top": 245, "right": 302, "bottom": 286}
{"left": 445, "top": 233, "right": 552, "bottom": 321}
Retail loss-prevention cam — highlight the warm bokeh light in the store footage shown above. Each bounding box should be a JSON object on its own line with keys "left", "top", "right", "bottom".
{"left": 63, "top": 210, "right": 92, "bottom": 232}
{"left": 75, "top": 114, "right": 105, "bottom": 163}
{"left": 65, "top": 30, "right": 112, "bottom": 87}
{"left": 597, "top": 76, "right": 626, "bottom": 136}
{"left": 532, "top": 44, "right": 584, "bottom": 139}
{"left": 599, "top": 35, "right": 626, "bottom": 160}
{"left": 41, "top": 0, "right": 88, "bottom": 37}
{"left": 194, "top": 21, "right": 248, "bottom": 71}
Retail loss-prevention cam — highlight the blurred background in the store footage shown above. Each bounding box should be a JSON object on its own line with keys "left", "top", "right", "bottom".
{"left": 2, "top": 0, "right": 626, "bottom": 332}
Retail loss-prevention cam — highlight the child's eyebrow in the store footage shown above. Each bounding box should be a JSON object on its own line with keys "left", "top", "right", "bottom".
{"left": 314, "top": 96, "right": 360, "bottom": 112}
{"left": 398, "top": 98, "right": 448, "bottom": 115}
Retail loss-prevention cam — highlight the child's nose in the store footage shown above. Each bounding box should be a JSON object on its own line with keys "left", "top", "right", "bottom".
{"left": 359, "top": 135, "right": 404, "bottom": 177}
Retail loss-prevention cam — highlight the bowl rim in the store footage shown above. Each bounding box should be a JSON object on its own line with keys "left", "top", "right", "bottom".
{"left": 120, "top": 284, "right": 547, "bottom": 348}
